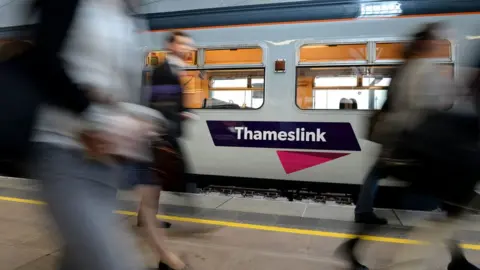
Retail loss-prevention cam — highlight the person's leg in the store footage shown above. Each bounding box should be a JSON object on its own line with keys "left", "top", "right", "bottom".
{"left": 136, "top": 185, "right": 185, "bottom": 270}
{"left": 164, "top": 136, "right": 199, "bottom": 216}
{"left": 355, "top": 163, "right": 388, "bottom": 224}
{"left": 29, "top": 143, "right": 142, "bottom": 270}
{"left": 134, "top": 162, "right": 171, "bottom": 228}
{"left": 335, "top": 223, "right": 377, "bottom": 270}
{"left": 445, "top": 203, "right": 479, "bottom": 270}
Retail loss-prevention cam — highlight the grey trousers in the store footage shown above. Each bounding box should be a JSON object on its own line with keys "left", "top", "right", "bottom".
{"left": 28, "top": 143, "right": 142, "bottom": 270}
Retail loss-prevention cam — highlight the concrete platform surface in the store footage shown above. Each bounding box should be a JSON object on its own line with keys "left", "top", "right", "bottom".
{"left": 0, "top": 193, "right": 479, "bottom": 270}
{"left": 1, "top": 177, "right": 479, "bottom": 233}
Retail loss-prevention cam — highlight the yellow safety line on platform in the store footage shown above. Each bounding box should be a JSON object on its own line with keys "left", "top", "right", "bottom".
{"left": 1, "top": 195, "right": 479, "bottom": 250}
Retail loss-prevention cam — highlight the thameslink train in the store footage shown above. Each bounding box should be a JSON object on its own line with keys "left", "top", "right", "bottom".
{"left": 142, "top": 11, "right": 480, "bottom": 193}
{"left": 1, "top": 0, "right": 480, "bottom": 199}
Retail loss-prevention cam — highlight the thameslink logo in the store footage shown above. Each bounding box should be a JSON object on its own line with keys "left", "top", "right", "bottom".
{"left": 234, "top": 127, "right": 326, "bottom": 142}
{"left": 206, "top": 120, "right": 361, "bottom": 151}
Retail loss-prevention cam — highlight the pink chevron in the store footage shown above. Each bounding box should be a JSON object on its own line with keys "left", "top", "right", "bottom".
{"left": 276, "top": 151, "right": 349, "bottom": 174}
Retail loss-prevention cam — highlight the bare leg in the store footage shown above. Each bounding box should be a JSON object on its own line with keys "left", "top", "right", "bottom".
{"left": 136, "top": 185, "right": 185, "bottom": 270}
{"left": 137, "top": 194, "right": 159, "bottom": 227}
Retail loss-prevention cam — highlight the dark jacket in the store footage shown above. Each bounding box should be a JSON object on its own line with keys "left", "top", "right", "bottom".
{"left": 150, "top": 59, "right": 187, "bottom": 138}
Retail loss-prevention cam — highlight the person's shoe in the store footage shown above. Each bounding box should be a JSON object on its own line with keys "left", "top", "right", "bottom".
{"left": 334, "top": 238, "right": 369, "bottom": 270}
{"left": 161, "top": 221, "right": 172, "bottom": 228}
{"left": 448, "top": 256, "right": 479, "bottom": 270}
{"left": 137, "top": 221, "right": 172, "bottom": 228}
{"left": 354, "top": 212, "right": 388, "bottom": 225}
{"left": 158, "top": 262, "right": 172, "bottom": 270}
{"left": 158, "top": 261, "right": 190, "bottom": 270}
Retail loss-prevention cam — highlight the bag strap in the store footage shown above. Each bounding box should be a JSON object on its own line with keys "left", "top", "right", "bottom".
{"left": 367, "top": 63, "right": 406, "bottom": 140}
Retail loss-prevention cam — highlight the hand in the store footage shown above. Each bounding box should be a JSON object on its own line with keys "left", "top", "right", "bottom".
{"left": 180, "top": 111, "right": 199, "bottom": 120}
{"left": 79, "top": 130, "right": 112, "bottom": 158}
{"left": 85, "top": 89, "right": 115, "bottom": 105}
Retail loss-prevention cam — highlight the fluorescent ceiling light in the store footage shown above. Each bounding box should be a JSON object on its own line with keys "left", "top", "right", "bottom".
{"left": 466, "top": 36, "right": 480, "bottom": 40}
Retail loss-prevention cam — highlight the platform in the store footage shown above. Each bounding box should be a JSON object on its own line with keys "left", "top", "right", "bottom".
{"left": 0, "top": 178, "right": 479, "bottom": 270}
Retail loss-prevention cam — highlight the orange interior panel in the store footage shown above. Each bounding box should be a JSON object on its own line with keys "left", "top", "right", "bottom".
{"left": 375, "top": 43, "right": 405, "bottom": 60}
{"left": 296, "top": 77, "right": 313, "bottom": 109}
{"left": 299, "top": 44, "right": 367, "bottom": 63}
{"left": 376, "top": 40, "right": 451, "bottom": 60}
{"left": 204, "top": 48, "right": 263, "bottom": 65}
{"left": 146, "top": 51, "right": 196, "bottom": 66}
{"left": 181, "top": 71, "right": 209, "bottom": 109}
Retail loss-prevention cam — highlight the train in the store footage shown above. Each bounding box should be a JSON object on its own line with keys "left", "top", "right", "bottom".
{"left": 2, "top": 0, "right": 480, "bottom": 206}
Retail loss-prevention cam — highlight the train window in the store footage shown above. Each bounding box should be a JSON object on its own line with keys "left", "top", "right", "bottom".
{"left": 204, "top": 48, "right": 263, "bottom": 65}
{"left": 296, "top": 66, "right": 397, "bottom": 110}
{"left": 362, "top": 77, "right": 392, "bottom": 87}
{"left": 375, "top": 43, "right": 405, "bottom": 60}
{"left": 314, "top": 76, "right": 357, "bottom": 87}
{"left": 146, "top": 50, "right": 197, "bottom": 67}
{"left": 211, "top": 78, "right": 248, "bottom": 88}
{"left": 376, "top": 40, "right": 451, "bottom": 61}
{"left": 208, "top": 69, "right": 265, "bottom": 109}
{"left": 144, "top": 68, "right": 265, "bottom": 109}
{"left": 299, "top": 44, "right": 367, "bottom": 63}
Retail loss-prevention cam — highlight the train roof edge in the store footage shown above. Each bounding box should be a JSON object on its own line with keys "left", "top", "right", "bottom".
{"left": 1, "top": 0, "right": 480, "bottom": 39}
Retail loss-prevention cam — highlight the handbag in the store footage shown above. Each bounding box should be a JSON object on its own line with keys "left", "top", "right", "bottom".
{"left": 394, "top": 110, "right": 480, "bottom": 206}
{"left": 151, "top": 136, "right": 187, "bottom": 192}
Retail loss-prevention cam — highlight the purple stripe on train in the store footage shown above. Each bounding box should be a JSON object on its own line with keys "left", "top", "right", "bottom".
{"left": 206, "top": 121, "right": 361, "bottom": 151}
{"left": 149, "top": 85, "right": 183, "bottom": 100}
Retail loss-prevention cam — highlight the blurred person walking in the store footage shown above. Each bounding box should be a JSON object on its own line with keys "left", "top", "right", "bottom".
{"left": 24, "top": 0, "right": 156, "bottom": 270}
{"left": 336, "top": 22, "right": 479, "bottom": 270}
{"left": 136, "top": 31, "right": 197, "bottom": 229}
{"left": 129, "top": 30, "right": 197, "bottom": 270}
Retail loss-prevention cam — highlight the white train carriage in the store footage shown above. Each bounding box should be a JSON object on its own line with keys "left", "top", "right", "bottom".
{"left": 141, "top": 13, "right": 479, "bottom": 195}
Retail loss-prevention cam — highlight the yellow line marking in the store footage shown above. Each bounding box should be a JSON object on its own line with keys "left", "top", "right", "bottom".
{"left": 1, "top": 196, "right": 480, "bottom": 250}
{"left": 0, "top": 196, "right": 46, "bottom": 205}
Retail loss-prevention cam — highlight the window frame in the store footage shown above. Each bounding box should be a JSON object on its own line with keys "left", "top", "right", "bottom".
{"left": 204, "top": 67, "right": 266, "bottom": 110}
{"left": 143, "top": 43, "right": 267, "bottom": 110}
{"left": 294, "top": 37, "right": 455, "bottom": 111}
{"left": 373, "top": 39, "right": 455, "bottom": 65}
{"left": 296, "top": 41, "right": 369, "bottom": 67}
